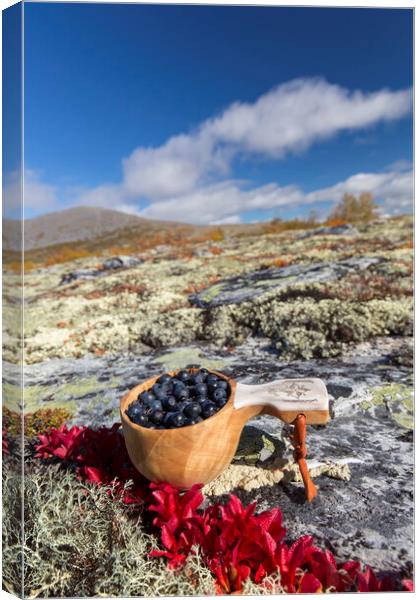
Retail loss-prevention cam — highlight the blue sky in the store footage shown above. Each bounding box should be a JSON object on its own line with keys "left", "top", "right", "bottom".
{"left": 5, "top": 3, "right": 413, "bottom": 222}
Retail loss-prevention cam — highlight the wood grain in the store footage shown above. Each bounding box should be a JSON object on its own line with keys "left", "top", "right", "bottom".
{"left": 120, "top": 368, "right": 328, "bottom": 489}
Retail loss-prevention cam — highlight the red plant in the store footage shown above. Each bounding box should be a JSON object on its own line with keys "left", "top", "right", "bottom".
{"left": 149, "top": 482, "right": 204, "bottom": 568}
{"left": 2, "top": 430, "right": 9, "bottom": 454}
{"left": 201, "top": 496, "right": 286, "bottom": 592}
{"left": 35, "top": 423, "right": 146, "bottom": 503}
{"left": 35, "top": 424, "right": 83, "bottom": 460}
{"left": 403, "top": 579, "right": 414, "bottom": 592}
{"left": 32, "top": 425, "right": 413, "bottom": 594}
{"left": 147, "top": 482, "right": 414, "bottom": 595}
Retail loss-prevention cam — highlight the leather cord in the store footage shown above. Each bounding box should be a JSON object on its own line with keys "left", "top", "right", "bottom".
{"left": 291, "top": 413, "right": 318, "bottom": 502}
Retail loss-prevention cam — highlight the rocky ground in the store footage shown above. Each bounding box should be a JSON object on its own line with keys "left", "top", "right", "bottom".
{"left": 3, "top": 216, "right": 414, "bottom": 589}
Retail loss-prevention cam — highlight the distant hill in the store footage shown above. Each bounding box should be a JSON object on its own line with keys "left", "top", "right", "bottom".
{"left": 2, "top": 205, "right": 327, "bottom": 270}
{"left": 3, "top": 206, "right": 197, "bottom": 251}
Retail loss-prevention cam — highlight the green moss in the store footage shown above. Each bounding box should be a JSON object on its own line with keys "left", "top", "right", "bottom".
{"left": 3, "top": 407, "right": 72, "bottom": 437}
{"left": 152, "top": 347, "right": 227, "bottom": 371}
{"left": 198, "top": 282, "right": 225, "bottom": 303}
{"left": 365, "top": 383, "right": 414, "bottom": 429}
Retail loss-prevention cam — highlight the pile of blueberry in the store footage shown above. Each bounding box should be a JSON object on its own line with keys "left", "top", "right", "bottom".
{"left": 126, "top": 368, "right": 231, "bottom": 429}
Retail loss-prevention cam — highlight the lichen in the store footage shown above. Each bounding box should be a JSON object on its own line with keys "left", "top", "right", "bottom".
{"left": 3, "top": 469, "right": 216, "bottom": 598}
{"left": 203, "top": 458, "right": 351, "bottom": 496}
{"left": 363, "top": 383, "right": 414, "bottom": 429}
{"left": 3, "top": 216, "right": 412, "bottom": 364}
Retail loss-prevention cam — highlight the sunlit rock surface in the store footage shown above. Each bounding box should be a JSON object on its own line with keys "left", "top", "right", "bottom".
{"left": 3, "top": 216, "right": 413, "bottom": 578}
{"left": 188, "top": 255, "right": 384, "bottom": 307}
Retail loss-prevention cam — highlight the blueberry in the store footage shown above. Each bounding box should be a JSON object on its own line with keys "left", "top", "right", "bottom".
{"left": 126, "top": 402, "right": 146, "bottom": 424}
{"left": 143, "top": 405, "right": 153, "bottom": 417}
{"left": 157, "top": 373, "right": 172, "bottom": 385}
{"left": 127, "top": 401, "right": 142, "bottom": 416}
{"left": 162, "top": 395, "right": 177, "bottom": 411}
{"left": 169, "top": 412, "right": 185, "bottom": 428}
{"left": 212, "top": 389, "right": 226, "bottom": 403}
{"left": 151, "top": 410, "right": 164, "bottom": 424}
{"left": 199, "top": 368, "right": 209, "bottom": 379}
{"left": 151, "top": 383, "right": 162, "bottom": 396}
{"left": 172, "top": 380, "right": 186, "bottom": 395}
{"left": 155, "top": 389, "right": 168, "bottom": 401}
{"left": 183, "top": 402, "right": 202, "bottom": 419}
{"left": 177, "top": 370, "right": 190, "bottom": 383}
{"left": 206, "top": 380, "right": 218, "bottom": 393}
{"left": 206, "top": 374, "right": 218, "bottom": 385}
{"left": 201, "top": 401, "right": 217, "bottom": 419}
{"left": 139, "top": 391, "right": 155, "bottom": 404}
{"left": 163, "top": 413, "right": 173, "bottom": 427}
{"left": 191, "top": 373, "right": 205, "bottom": 385}
{"left": 174, "top": 387, "right": 189, "bottom": 401}
{"left": 149, "top": 399, "right": 163, "bottom": 412}
{"left": 160, "top": 381, "right": 173, "bottom": 394}
{"left": 195, "top": 383, "right": 207, "bottom": 396}
{"left": 214, "top": 395, "right": 227, "bottom": 408}
{"left": 176, "top": 400, "right": 189, "bottom": 413}
{"left": 216, "top": 380, "right": 228, "bottom": 390}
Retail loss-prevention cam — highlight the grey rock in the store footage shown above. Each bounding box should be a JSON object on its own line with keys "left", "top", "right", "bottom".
{"left": 193, "top": 247, "right": 216, "bottom": 258}
{"left": 297, "top": 224, "right": 359, "bottom": 239}
{"left": 60, "top": 255, "right": 143, "bottom": 285}
{"left": 189, "top": 256, "right": 385, "bottom": 307}
{"left": 7, "top": 336, "right": 412, "bottom": 577}
{"left": 102, "top": 255, "right": 141, "bottom": 270}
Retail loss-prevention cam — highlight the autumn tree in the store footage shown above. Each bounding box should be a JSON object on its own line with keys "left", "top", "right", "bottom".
{"left": 327, "top": 192, "right": 379, "bottom": 224}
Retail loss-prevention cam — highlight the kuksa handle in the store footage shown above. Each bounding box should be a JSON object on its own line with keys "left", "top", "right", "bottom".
{"left": 233, "top": 378, "right": 329, "bottom": 502}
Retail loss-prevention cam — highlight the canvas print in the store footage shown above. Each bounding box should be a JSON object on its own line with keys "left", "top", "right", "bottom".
{"left": 2, "top": 2, "right": 414, "bottom": 597}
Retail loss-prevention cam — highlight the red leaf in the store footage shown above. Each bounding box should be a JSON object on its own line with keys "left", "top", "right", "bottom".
{"left": 2, "top": 430, "right": 9, "bottom": 455}
{"left": 83, "top": 466, "right": 105, "bottom": 484}
{"left": 299, "top": 573, "right": 323, "bottom": 593}
{"left": 402, "top": 579, "right": 414, "bottom": 592}
{"left": 161, "top": 524, "right": 178, "bottom": 552}
{"left": 255, "top": 563, "right": 267, "bottom": 583}
{"left": 341, "top": 559, "right": 361, "bottom": 581}
{"left": 32, "top": 423, "right": 411, "bottom": 594}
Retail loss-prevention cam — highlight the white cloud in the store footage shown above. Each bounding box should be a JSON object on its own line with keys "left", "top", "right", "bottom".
{"left": 122, "top": 132, "right": 225, "bottom": 199}
{"left": 137, "top": 168, "right": 413, "bottom": 224}
{"left": 76, "top": 184, "right": 124, "bottom": 207}
{"left": 3, "top": 169, "right": 59, "bottom": 217}
{"left": 84, "top": 77, "right": 411, "bottom": 206}
{"left": 383, "top": 159, "right": 412, "bottom": 173}
{"left": 138, "top": 181, "right": 300, "bottom": 223}
{"left": 113, "top": 203, "right": 145, "bottom": 217}
{"left": 208, "top": 78, "right": 412, "bottom": 158}
{"left": 211, "top": 214, "right": 242, "bottom": 225}
{"left": 20, "top": 78, "right": 412, "bottom": 221}
{"left": 305, "top": 170, "right": 413, "bottom": 213}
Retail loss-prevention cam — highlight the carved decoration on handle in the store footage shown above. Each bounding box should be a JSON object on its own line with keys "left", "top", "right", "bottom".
{"left": 234, "top": 377, "right": 329, "bottom": 413}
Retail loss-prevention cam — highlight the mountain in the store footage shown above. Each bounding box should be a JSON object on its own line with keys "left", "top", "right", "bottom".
{"left": 3, "top": 206, "right": 195, "bottom": 251}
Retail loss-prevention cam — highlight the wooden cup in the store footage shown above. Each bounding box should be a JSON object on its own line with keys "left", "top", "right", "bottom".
{"left": 120, "top": 368, "right": 329, "bottom": 493}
